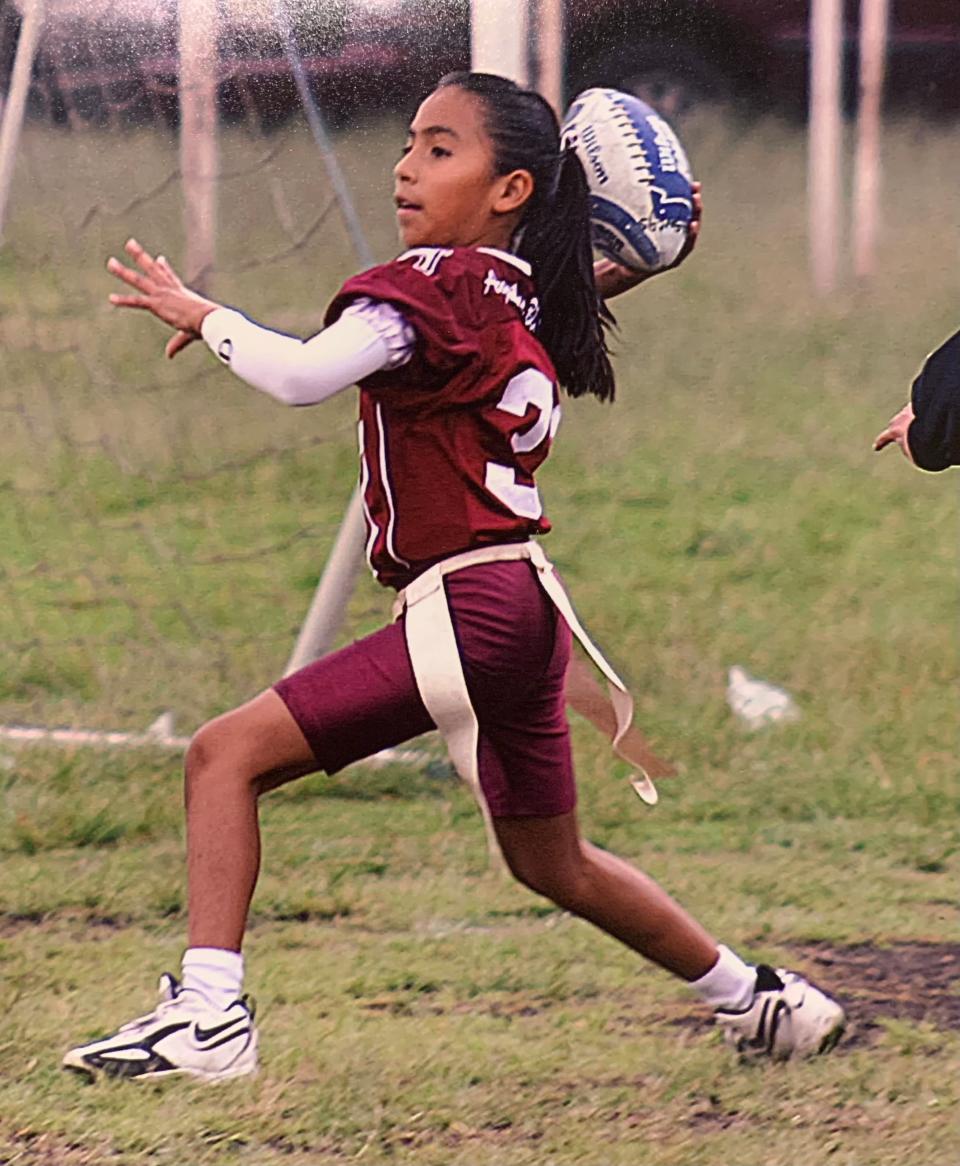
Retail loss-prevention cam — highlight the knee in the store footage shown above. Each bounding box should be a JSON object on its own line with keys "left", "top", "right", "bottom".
{"left": 184, "top": 715, "right": 256, "bottom": 798}
{"left": 501, "top": 845, "right": 591, "bottom": 911}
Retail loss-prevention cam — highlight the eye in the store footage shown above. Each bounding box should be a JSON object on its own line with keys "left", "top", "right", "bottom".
{"left": 398, "top": 143, "right": 412, "bottom": 157}
{"left": 431, "top": 145, "right": 452, "bottom": 159}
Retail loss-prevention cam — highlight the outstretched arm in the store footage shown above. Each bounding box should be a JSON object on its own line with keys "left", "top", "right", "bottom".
{"left": 107, "top": 239, "right": 407, "bottom": 405}
{"left": 594, "top": 181, "right": 703, "bottom": 301}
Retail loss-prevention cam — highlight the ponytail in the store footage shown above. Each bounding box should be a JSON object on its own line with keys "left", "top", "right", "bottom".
{"left": 518, "top": 147, "right": 616, "bottom": 402}
{"left": 436, "top": 72, "right": 616, "bottom": 403}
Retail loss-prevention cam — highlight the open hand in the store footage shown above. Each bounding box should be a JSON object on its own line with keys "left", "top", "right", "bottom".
{"left": 594, "top": 180, "right": 703, "bottom": 301}
{"left": 107, "top": 239, "right": 219, "bottom": 359}
{"left": 873, "top": 402, "right": 916, "bottom": 464}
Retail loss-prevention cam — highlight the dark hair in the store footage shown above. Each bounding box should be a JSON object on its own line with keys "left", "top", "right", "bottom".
{"left": 436, "top": 71, "right": 616, "bottom": 403}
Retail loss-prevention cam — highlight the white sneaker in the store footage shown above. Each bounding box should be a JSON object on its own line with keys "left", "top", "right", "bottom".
{"left": 63, "top": 973, "right": 258, "bottom": 1082}
{"left": 715, "top": 965, "right": 845, "bottom": 1060}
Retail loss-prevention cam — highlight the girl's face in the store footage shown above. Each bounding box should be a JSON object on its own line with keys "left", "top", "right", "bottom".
{"left": 394, "top": 86, "right": 532, "bottom": 251}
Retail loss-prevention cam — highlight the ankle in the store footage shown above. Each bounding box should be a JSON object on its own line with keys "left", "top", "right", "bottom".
{"left": 689, "top": 945, "right": 756, "bottom": 1012}
{"left": 181, "top": 946, "right": 244, "bottom": 1011}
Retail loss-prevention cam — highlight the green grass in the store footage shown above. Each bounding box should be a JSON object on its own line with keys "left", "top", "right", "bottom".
{"left": 0, "top": 109, "right": 958, "bottom": 1164}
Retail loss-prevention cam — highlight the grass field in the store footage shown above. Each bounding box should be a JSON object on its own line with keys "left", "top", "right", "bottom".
{"left": 0, "top": 108, "right": 957, "bottom": 1165}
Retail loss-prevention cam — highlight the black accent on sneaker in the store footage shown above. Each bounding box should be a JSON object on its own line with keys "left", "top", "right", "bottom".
{"left": 766, "top": 999, "right": 788, "bottom": 1053}
{"left": 86, "top": 1049, "right": 179, "bottom": 1079}
{"left": 749, "top": 998, "right": 770, "bottom": 1051}
{"left": 744, "top": 995, "right": 788, "bottom": 1055}
{"left": 818, "top": 1021, "right": 845, "bottom": 1055}
{"left": 159, "top": 972, "right": 182, "bottom": 997}
{"left": 199, "top": 1027, "right": 252, "bottom": 1053}
{"left": 754, "top": 965, "right": 785, "bottom": 993}
{"left": 74, "top": 1020, "right": 191, "bottom": 1078}
{"left": 194, "top": 1016, "right": 247, "bottom": 1044}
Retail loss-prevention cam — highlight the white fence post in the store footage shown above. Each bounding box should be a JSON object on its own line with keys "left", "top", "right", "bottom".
{"left": 179, "top": 0, "right": 220, "bottom": 290}
{"left": 808, "top": 0, "right": 844, "bottom": 295}
{"left": 0, "top": 0, "right": 45, "bottom": 244}
{"left": 534, "top": 0, "right": 565, "bottom": 116}
{"left": 852, "top": 0, "right": 889, "bottom": 280}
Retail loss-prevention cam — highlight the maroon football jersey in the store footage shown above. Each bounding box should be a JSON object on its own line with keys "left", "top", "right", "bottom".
{"left": 325, "top": 246, "right": 561, "bottom": 589}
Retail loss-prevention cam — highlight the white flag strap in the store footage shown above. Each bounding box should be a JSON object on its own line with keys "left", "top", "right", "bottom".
{"left": 395, "top": 541, "right": 657, "bottom": 843}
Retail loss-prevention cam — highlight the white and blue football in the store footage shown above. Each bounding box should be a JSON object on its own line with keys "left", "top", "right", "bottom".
{"left": 561, "top": 88, "right": 695, "bottom": 274}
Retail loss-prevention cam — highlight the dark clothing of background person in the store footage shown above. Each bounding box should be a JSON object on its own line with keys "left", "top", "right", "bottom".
{"left": 908, "top": 329, "right": 960, "bottom": 471}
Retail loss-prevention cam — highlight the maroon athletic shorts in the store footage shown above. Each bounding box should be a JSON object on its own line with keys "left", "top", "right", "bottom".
{"left": 273, "top": 559, "right": 575, "bottom": 817}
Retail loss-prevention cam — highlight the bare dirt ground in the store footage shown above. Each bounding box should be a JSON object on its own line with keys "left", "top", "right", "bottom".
{"left": 800, "top": 940, "right": 960, "bottom": 1045}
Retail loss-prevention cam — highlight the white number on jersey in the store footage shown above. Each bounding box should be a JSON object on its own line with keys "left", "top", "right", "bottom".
{"left": 484, "top": 368, "right": 561, "bottom": 519}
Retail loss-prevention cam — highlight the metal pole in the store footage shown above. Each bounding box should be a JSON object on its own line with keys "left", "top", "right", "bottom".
{"left": 808, "top": 0, "right": 844, "bottom": 295}
{"left": 179, "top": 0, "right": 220, "bottom": 290}
{"left": 284, "top": 487, "right": 368, "bottom": 675}
{"left": 0, "top": 0, "right": 45, "bottom": 244}
{"left": 471, "top": 0, "right": 530, "bottom": 85}
{"left": 275, "top": 0, "right": 374, "bottom": 269}
{"left": 276, "top": 0, "right": 373, "bottom": 672}
{"left": 852, "top": 0, "right": 889, "bottom": 280}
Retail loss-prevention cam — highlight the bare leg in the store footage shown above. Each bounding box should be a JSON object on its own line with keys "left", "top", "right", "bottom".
{"left": 184, "top": 690, "right": 318, "bottom": 952}
{"left": 494, "top": 810, "right": 718, "bottom": 981}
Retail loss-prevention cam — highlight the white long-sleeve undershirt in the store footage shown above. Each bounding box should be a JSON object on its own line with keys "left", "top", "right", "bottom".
{"left": 200, "top": 298, "right": 415, "bottom": 406}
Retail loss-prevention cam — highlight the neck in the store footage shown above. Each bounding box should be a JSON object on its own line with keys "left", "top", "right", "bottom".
{"left": 462, "top": 217, "right": 520, "bottom": 253}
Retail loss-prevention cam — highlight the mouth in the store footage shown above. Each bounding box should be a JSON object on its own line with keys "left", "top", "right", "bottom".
{"left": 394, "top": 196, "right": 422, "bottom": 215}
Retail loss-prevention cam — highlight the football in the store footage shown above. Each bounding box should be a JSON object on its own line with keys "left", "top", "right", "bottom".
{"left": 561, "top": 88, "right": 695, "bottom": 274}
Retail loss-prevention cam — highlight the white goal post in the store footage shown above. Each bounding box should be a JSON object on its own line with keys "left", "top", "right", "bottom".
{"left": 808, "top": 0, "right": 843, "bottom": 295}
{"left": 0, "top": 0, "right": 45, "bottom": 243}
{"left": 852, "top": 0, "right": 890, "bottom": 280}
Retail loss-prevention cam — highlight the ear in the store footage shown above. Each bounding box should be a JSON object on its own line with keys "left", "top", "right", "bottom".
{"left": 492, "top": 168, "right": 535, "bottom": 217}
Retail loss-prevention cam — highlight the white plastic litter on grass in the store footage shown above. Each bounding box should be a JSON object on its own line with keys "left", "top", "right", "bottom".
{"left": 726, "top": 666, "right": 800, "bottom": 729}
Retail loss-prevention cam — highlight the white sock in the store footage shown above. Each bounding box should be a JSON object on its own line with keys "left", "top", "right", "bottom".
{"left": 689, "top": 945, "right": 756, "bottom": 1012}
{"left": 181, "top": 947, "right": 244, "bottom": 1011}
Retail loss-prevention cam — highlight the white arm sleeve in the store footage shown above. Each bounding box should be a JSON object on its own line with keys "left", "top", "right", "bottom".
{"left": 200, "top": 298, "right": 415, "bottom": 406}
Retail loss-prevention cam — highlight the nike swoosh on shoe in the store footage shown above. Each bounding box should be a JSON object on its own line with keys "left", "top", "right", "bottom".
{"left": 193, "top": 1017, "right": 250, "bottom": 1044}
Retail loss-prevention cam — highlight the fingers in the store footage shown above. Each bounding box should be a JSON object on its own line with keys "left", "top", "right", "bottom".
{"left": 155, "top": 254, "right": 183, "bottom": 287}
{"left": 108, "top": 292, "right": 153, "bottom": 310}
{"left": 873, "top": 402, "right": 914, "bottom": 452}
{"left": 107, "top": 255, "right": 152, "bottom": 293}
{"left": 165, "top": 329, "right": 196, "bottom": 360}
{"left": 124, "top": 237, "right": 159, "bottom": 275}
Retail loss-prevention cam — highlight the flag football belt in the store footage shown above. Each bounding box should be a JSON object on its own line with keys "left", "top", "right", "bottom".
{"left": 393, "top": 540, "right": 657, "bottom": 858}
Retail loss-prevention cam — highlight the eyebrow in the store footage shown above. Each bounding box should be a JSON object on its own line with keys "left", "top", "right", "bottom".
{"left": 406, "top": 125, "right": 460, "bottom": 140}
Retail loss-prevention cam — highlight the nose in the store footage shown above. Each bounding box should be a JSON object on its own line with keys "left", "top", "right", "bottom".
{"left": 394, "top": 150, "right": 415, "bottom": 184}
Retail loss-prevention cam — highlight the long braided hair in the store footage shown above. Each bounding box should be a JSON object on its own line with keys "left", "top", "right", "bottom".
{"left": 436, "top": 71, "right": 616, "bottom": 403}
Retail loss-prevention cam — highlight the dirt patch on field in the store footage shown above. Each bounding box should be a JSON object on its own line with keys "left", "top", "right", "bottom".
{"left": 0, "top": 911, "right": 133, "bottom": 938}
{"left": 0, "top": 1129, "right": 116, "bottom": 1166}
{"left": 799, "top": 940, "right": 960, "bottom": 1045}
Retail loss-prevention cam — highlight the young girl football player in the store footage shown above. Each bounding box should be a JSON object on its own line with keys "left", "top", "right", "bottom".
{"left": 65, "top": 73, "right": 843, "bottom": 1081}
